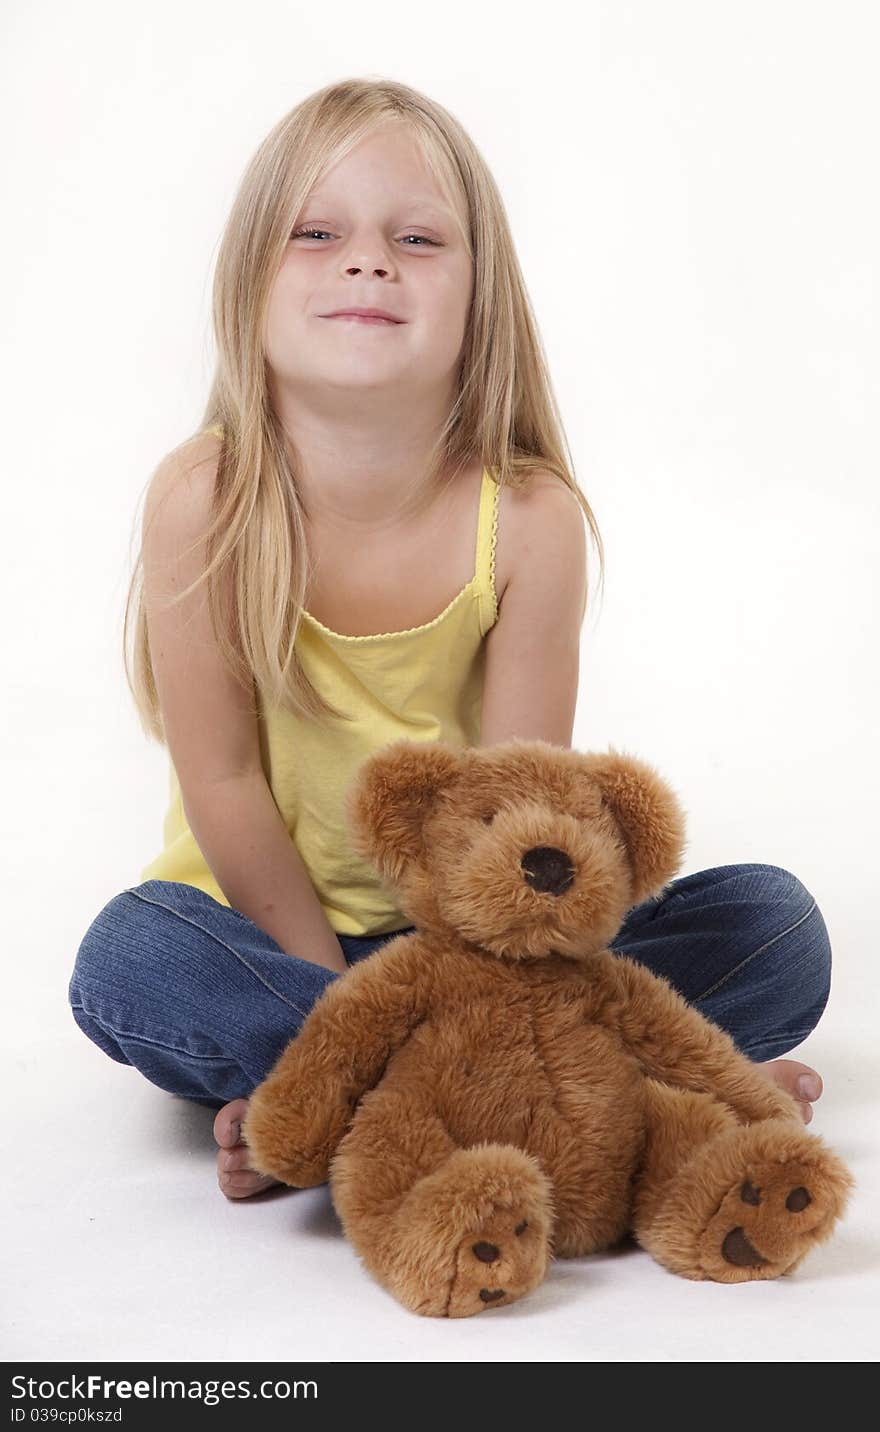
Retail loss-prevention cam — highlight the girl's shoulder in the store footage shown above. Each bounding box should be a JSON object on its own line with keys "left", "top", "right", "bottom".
{"left": 144, "top": 428, "right": 224, "bottom": 528}
{"left": 162, "top": 425, "right": 225, "bottom": 476}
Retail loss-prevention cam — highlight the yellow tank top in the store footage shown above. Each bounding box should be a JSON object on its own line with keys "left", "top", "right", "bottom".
{"left": 139, "top": 431, "right": 501, "bottom": 936}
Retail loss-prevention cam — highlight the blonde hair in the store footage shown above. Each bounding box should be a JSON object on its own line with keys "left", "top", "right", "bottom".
{"left": 123, "top": 76, "right": 606, "bottom": 742}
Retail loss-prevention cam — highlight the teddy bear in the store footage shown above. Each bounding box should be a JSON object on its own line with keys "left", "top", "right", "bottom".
{"left": 242, "top": 738, "right": 854, "bottom": 1317}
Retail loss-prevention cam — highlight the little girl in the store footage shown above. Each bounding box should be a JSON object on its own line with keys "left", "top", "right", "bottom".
{"left": 68, "top": 78, "right": 828, "bottom": 1201}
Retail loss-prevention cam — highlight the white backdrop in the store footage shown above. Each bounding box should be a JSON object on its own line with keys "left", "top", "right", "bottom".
{"left": 2, "top": 0, "right": 877, "bottom": 1364}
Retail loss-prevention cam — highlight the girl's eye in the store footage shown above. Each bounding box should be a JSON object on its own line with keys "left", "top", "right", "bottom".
{"left": 290, "top": 228, "right": 438, "bottom": 247}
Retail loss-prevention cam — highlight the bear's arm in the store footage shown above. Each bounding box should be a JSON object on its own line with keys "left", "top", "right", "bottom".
{"left": 595, "top": 953, "right": 802, "bottom": 1124}
{"left": 242, "top": 931, "right": 434, "bottom": 1188}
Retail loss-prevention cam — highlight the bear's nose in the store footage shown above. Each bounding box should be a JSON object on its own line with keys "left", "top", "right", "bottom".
{"left": 520, "top": 846, "right": 575, "bottom": 895}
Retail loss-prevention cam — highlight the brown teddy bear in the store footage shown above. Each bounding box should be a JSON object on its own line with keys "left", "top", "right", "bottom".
{"left": 243, "top": 738, "right": 854, "bottom": 1317}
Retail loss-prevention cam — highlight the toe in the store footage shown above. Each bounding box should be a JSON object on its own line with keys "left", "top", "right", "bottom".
{"left": 219, "top": 1166, "right": 278, "bottom": 1200}
{"left": 216, "top": 1146, "right": 278, "bottom": 1199}
{"left": 219, "top": 1144, "right": 252, "bottom": 1173}
{"left": 758, "top": 1058, "right": 823, "bottom": 1105}
{"left": 798, "top": 1070, "right": 823, "bottom": 1102}
{"left": 213, "top": 1097, "right": 251, "bottom": 1149}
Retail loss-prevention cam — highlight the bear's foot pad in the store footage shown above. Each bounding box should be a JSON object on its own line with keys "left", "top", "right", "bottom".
{"left": 445, "top": 1208, "right": 545, "bottom": 1317}
{"left": 697, "top": 1140, "right": 846, "bottom": 1283}
{"left": 384, "top": 1144, "right": 554, "bottom": 1317}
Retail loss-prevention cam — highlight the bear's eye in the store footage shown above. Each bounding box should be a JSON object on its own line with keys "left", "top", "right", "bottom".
{"left": 480, "top": 810, "right": 495, "bottom": 824}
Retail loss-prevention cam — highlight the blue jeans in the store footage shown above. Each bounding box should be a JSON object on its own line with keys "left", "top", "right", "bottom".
{"left": 68, "top": 863, "right": 832, "bottom": 1111}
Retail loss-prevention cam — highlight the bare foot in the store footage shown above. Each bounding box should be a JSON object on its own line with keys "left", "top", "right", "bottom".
{"left": 213, "top": 1097, "right": 280, "bottom": 1199}
{"left": 755, "top": 1058, "right": 823, "bottom": 1125}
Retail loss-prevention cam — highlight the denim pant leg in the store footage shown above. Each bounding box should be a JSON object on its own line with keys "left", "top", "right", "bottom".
{"left": 606, "top": 862, "right": 832, "bottom": 1061}
{"left": 68, "top": 879, "right": 410, "bottom": 1109}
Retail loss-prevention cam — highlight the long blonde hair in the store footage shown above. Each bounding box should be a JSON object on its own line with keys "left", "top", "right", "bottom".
{"left": 123, "top": 76, "right": 606, "bottom": 742}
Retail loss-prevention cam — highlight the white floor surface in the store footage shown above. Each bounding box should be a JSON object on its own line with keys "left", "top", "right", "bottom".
{"left": 4, "top": 989, "right": 877, "bottom": 1363}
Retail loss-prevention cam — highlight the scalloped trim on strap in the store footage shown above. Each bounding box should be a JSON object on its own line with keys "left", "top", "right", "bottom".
{"left": 487, "top": 471, "right": 499, "bottom": 628}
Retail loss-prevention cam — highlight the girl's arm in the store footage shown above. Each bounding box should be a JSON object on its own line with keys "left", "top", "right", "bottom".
{"left": 185, "top": 772, "right": 348, "bottom": 973}
{"left": 143, "top": 437, "right": 346, "bottom": 974}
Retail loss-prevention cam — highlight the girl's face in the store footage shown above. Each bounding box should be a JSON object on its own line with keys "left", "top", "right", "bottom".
{"left": 264, "top": 124, "right": 474, "bottom": 403}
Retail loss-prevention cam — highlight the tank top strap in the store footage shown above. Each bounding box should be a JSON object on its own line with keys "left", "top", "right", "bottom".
{"left": 474, "top": 466, "right": 501, "bottom": 636}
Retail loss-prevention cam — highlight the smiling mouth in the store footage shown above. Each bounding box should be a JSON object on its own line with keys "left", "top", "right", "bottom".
{"left": 322, "top": 314, "right": 402, "bottom": 325}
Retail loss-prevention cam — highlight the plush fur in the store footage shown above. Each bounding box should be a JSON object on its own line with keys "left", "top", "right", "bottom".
{"left": 243, "top": 738, "right": 855, "bottom": 1317}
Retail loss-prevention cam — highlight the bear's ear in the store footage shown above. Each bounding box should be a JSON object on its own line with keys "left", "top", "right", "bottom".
{"left": 579, "top": 747, "right": 688, "bottom": 905}
{"left": 343, "top": 739, "right": 463, "bottom": 883}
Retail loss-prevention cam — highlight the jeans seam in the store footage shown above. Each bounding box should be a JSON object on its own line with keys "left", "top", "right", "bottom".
{"left": 123, "top": 886, "right": 319, "bottom": 1020}
{"left": 70, "top": 1004, "right": 238, "bottom": 1064}
{"left": 693, "top": 899, "right": 817, "bottom": 1003}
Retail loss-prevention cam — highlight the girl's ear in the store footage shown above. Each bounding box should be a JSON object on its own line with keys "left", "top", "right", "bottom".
{"left": 344, "top": 739, "right": 463, "bottom": 883}
{"left": 578, "top": 747, "right": 689, "bottom": 905}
